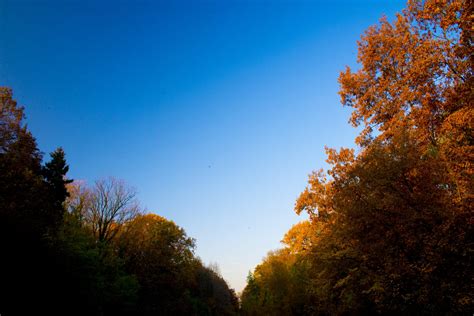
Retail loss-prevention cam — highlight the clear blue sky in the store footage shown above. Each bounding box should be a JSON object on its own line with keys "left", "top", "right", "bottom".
{"left": 1, "top": 0, "right": 405, "bottom": 292}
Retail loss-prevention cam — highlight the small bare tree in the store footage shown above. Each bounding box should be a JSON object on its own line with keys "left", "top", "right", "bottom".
{"left": 85, "top": 177, "right": 140, "bottom": 243}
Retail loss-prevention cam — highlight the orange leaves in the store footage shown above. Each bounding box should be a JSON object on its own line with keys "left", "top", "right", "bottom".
{"left": 246, "top": 1, "right": 472, "bottom": 313}
{"left": 325, "top": 147, "right": 355, "bottom": 176}
{"left": 0, "top": 88, "right": 29, "bottom": 154}
{"left": 295, "top": 146, "right": 356, "bottom": 221}
{"left": 118, "top": 213, "right": 196, "bottom": 284}
{"left": 291, "top": 2, "right": 471, "bottom": 311}
{"left": 339, "top": 0, "right": 471, "bottom": 149}
{"left": 409, "top": 0, "right": 466, "bottom": 32}
{"left": 295, "top": 169, "right": 334, "bottom": 220}
{"left": 438, "top": 106, "right": 474, "bottom": 204}
{"left": 281, "top": 220, "right": 327, "bottom": 255}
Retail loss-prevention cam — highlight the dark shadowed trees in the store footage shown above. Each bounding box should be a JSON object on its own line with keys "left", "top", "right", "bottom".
{"left": 1, "top": 88, "right": 238, "bottom": 316}
{"left": 118, "top": 213, "right": 196, "bottom": 314}
{"left": 118, "top": 213, "right": 239, "bottom": 315}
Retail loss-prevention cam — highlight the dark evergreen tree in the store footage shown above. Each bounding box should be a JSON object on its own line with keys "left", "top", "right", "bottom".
{"left": 43, "top": 147, "right": 73, "bottom": 229}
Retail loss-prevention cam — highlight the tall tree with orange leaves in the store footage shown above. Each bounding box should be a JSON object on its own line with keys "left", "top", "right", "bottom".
{"left": 291, "top": 0, "right": 473, "bottom": 313}
{"left": 338, "top": 0, "right": 472, "bottom": 201}
{"left": 264, "top": 0, "right": 474, "bottom": 314}
{"left": 243, "top": 1, "right": 472, "bottom": 312}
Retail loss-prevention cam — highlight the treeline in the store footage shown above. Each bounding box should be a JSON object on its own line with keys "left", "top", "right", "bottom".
{"left": 0, "top": 87, "right": 238, "bottom": 315}
{"left": 241, "top": 0, "right": 472, "bottom": 315}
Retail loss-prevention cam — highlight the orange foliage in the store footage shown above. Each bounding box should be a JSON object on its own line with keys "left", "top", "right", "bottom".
{"left": 291, "top": 0, "right": 473, "bottom": 313}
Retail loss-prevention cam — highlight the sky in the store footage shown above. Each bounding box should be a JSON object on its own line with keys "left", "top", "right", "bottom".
{"left": 0, "top": 0, "right": 405, "bottom": 292}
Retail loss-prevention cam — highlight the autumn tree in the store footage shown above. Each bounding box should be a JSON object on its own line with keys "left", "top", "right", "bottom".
{"left": 0, "top": 87, "right": 45, "bottom": 230}
{"left": 282, "top": 220, "right": 326, "bottom": 255}
{"left": 292, "top": 0, "right": 472, "bottom": 313}
{"left": 0, "top": 87, "right": 87, "bottom": 315}
{"left": 117, "top": 214, "right": 239, "bottom": 315}
{"left": 338, "top": 0, "right": 473, "bottom": 201}
{"left": 241, "top": 222, "right": 316, "bottom": 315}
{"left": 119, "top": 214, "right": 195, "bottom": 277}
{"left": 118, "top": 214, "right": 196, "bottom": 314}
{"left": 0, "top": 86, "right": 73, "bottom": 235}
{"left": 245, "top": 0, "right": 472, "bottom": 314}
{"left": 0, "top": 87, "right": 238, "bottom": 315}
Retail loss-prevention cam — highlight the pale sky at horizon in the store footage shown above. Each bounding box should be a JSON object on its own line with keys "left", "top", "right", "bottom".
{"left": 1, "top": 0, "right": 406, "bottom": 292}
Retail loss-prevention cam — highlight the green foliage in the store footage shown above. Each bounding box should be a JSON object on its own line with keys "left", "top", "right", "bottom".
{"left": 117, "top": 214, "right": 196, "bottom": 314}
{"left": 0, "top": 87, "right": 237, "bottom": 315}
{"left": 117, "top": 214, "right": 239, "bottom": 315}
{"left": 241, "top": 236, "right": 313, "bottom": 315}
{"left": 191, "top": 264, "right": 240, "bottom": 315}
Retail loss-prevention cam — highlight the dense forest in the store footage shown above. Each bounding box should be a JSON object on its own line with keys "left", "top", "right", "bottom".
{"left": 0, "top": 95, "right": 238, "bottom": 315}
{"left": 1, "top": 0, "right": 472, "bottom": 315}
{"left": 241, "top": 0, "right": 472, "bottom": 315}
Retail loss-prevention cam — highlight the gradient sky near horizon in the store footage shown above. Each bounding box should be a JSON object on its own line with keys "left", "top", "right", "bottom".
{"left": 1, "top": 0, "right": 405, "bottom": 292}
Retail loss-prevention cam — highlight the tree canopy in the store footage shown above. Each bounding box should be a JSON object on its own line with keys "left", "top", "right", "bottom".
{"left": 0, "top": 88, "right": 238, "bottom": 315}
{"left": 1, "top": 0, "right": 472, "bottom": 315}
{"left": 242, "top": 0, "right": 472, "bottom": 314}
